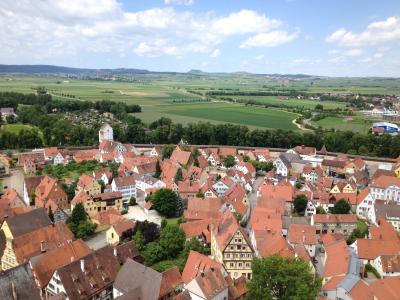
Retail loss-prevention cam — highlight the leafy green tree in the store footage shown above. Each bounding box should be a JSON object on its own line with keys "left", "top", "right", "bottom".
{"left": 136, "top": 220, "right": 160, "bottom": 244}
{"left": 247, "top": 256, "right": 321, "bottom": 300}
{"left": 174, "top": 168, "right": 183, "bottom": 183}
{"left": 293, "top": 195, "right": 308, "bottom": 215}
{"left": 316, "top": 206, "right": 326, "bottom": 214}
{"left": 133, "top": 230, "right": 145, "bottom": 250}
{"left": 161, "top": 218, "right": 168, "bottom": 229}
{"left": 70, "top": 203, "right": 87, "bottom": 224}
{"left": 159, "top": 224, "right": 186, "bottom": 259}
{"left": 162, "top": 145, "right": 174, "bottom": 159}
{"left": 155, "top": 160, "right": 162, "bottom": 179}
{"left": 143, "top": 242, "right": 165, "bottom": 265}
{"left": 315, "top": 104, "right": 324, "bottom": 111}
{"left": 75, "top": 221, "right": 96, "bottom": 239}
{"left": 129, "top": 196, "right": 137, "bottom": 206}
{"left": 223, "top": 155, "right": 236, "bottom": 168}
{"left": 331, "top": 199, "right": 351, "bottom": 214}
{"left": 152, "top": 188, "right": 181, "bottom": 217}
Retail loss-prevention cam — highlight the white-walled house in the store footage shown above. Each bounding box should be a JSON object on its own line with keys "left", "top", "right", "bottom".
{"left": 372, "top": 255, "right": 400, "bottom": 277}
{"left": 356, "top": 189, "right": 375, "bottom": 220}
{"left": 111, "top": 176, "right": 136, "bottom": 200}
{"left": 98, "top": 123, "right": 113, "bottom": 143}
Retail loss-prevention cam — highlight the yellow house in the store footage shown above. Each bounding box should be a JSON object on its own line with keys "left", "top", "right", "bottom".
{"left": 330, "top": 181, "right": 357, "bottom": 194}
{"left": 211, "top": 210, "right": 254, "bottom": 280}
{"left": 76, "top": 174, "right": 101, "bottom": 196}
{"left": 106, "top": 219, "right": 135, "bottom": 245}
{"left": 71, "top": 191, "right": 123, "bottom": 219}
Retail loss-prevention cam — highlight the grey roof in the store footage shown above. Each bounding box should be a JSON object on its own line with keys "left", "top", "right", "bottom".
{"left": 374, "top": 201, "right": 400, "bottom": 219}
{"left": 0, "top": 263, "right": 41, "bottom": 300}
{"left": 338, "top": 249, "right": 363, "bottom": 292}
{"left": 6, "top": 208, "right": 51, "bottom": 237}
{"left": 281, "top": 216, "right": 310, "bottom": 230}
{"left": 113, "top": 258, "right": 162, "bottom": 300}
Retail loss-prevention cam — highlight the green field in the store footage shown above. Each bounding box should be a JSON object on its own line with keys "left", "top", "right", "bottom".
{"left": 222, "top": 96, "right": 347, "bottom": 110}
{"left": 1, "top": 74, "right": 398, "bottom": 132}
{"left": 1, "top": 123, "right": 37, "bottom": 133}
{"left": 311, "top": 114, "right": 378, "bottom": 133}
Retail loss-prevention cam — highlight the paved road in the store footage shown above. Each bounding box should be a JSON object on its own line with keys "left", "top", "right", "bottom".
{"left": 2, "top": 168, "right": 24, "bottom": 195}
{"left": 248, "top": 176, "right": 265, "bottom": 212}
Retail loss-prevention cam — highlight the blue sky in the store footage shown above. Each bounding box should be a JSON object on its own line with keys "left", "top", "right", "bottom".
{"left": 0, "top": 0, "right": 399, "bottom": 76}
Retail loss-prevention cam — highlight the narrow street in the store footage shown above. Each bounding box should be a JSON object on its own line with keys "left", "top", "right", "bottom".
{"left": 2, "top": 168, "right": 24, "bottom": 196}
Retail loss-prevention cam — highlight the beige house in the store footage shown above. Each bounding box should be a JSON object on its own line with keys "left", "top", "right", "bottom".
{"left": 75, "top": 174, "right": 101, "bottom": 196}
{"left": 211, "top": 210, "right": 254, "bottom": 280}
{"left": 106, "top": 219, "right": 135, "bottom": 245}
{"left": 71, "top": 191, "right": 123, "bottom": 219}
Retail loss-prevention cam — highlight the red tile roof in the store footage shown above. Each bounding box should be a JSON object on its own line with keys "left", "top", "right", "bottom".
{"left": 182, "top": 251, "right": 224, "bottom": 284}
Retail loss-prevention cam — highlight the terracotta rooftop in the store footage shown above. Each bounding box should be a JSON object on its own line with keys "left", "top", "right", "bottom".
{"left": 30, "top": 239, "right": 91, "bottom": 289}
{"left": 170, "top": 149, "right": 191, "bottom": 166}
{"left": 288, "top": 224, "right": 317, "bottom": 245}
{"left": 313, "top": 214, "right": 357, "bottom": 224}
{"left": 192, "top": 268, "right": 229, "bottom": 299}
{"left": 182, "top": 250, "right": 223, "bottom": 284}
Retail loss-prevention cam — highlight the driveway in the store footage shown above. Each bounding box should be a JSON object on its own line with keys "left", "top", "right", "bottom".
{"left": 125, "top": 204, "right": 162, "bottom": 225}
{"left": 2, "top": 168, "right": 24, "bottom": 195}
{"left": 85, "top": 230, "right": 108, "bottom": 250}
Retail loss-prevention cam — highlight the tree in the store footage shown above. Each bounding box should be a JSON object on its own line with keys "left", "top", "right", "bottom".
{"left": 159, "top": 224, "right": 186, "bottom": 259}
{"left": 136, "top": 220, "right": 160, "bottom": 244}
{"left": 331, "top": 199, "right": 351, "bottom": 214}
{"left": 70, "top": 203, "right": 87, "bottom": 224}
{"left": 247, "top": 256, "right": 321, "bottom": 300}
{"left": 129, "top": 196, "right": 137, "bottom": 206}
{"left": 223, "top": 155, "right": 235, "bottom": 168}
{"left": 143, "top": 242, "right": 165, "bottom": 265}
{"left": 155, "top": 160, "right": 161, "bottom": 179}
{"left": 48, "top": 206, "right": 54, "bottom": 223}
{"left": 293, "top": 195, "right": 308, "bottom": 215}
{"left": 133, "top": 230, "right": 145, "bottom": 250}
{"left": 75, "top": 221, "right": 96, "bottom": 239}
{"left": 152, "top": 188, "right": 181, "bottom": 217}
{"left": 174, "top": 168, "right": 183, "bottom": 183}
{"left": 162, "top": 145, "right": 174, "bottom": 159}
{"left": 315, "top": 104, "right": 324, "bottom": 111}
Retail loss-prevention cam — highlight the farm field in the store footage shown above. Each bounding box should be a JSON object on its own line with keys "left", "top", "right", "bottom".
{"left": 1, "top": 123, "right": 39, "bottom": 134}
{"left": 220, "top": 96, "right": 347, "bottom": 110}
{"left": 135, "top": 102, "right": 299, "bottom": 130}
{"left": 1, "top": 74, "right": 398, "bottom": 132}
{"left": 310, "top": 114, "right": 377, "bottom": 133}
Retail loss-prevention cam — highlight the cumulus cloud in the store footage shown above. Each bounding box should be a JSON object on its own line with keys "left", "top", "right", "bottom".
{"left": 0, "top": 1, "right": 296, "bottom": 61}
{"left": 164, "top": 0, "right": 194, "bottom": 5}
{"left": 210, "top": 49, "right": 221, "bottom": 58}
{"left": 326, "top": 16, "right": 400, "bottom": 46}
{"left": 240, "top": 30, "right": 298, "bottom": 48}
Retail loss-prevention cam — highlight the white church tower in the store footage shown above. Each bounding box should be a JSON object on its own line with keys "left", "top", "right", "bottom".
{"left": 99, "top": 123, "right": 114, "bottom": 143}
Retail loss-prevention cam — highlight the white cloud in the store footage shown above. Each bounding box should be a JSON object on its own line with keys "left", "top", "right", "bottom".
{"left": 164, "top": 0, "right": 194, "bottom": 5}
{"left": 210, "top": 49, "right": 220, "bottom": 58}
{"left": 255, "top": 54, "right": 265, "bottom": 60}
{"left": 343, "top": 48, "right": 363, "bottom": 56}
{"left": 0, "top": 2, "right": 296, "bottom": 60}
{"left": 373, "top": 52, "right": 384, "bottom": 58}
{"left": 326, "top": 16, "right": 400, "bottom": 46}
{"left": 293, "top": 58, "right": 308, "bottom": 63}
{"left": 240, "top": 30, "right": 298, "bottom": 48}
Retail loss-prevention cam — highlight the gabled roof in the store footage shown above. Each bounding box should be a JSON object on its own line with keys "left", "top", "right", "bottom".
{"left": 113, "top": 258, "right": 162, "bottom": 300}
{"left": 30, "top": 240, "right": 91, "bottom": 289}
{"left": 213, "top": 210, "right": 252, "bottom": 252}
{"left": 0, "top": 263, "right": 41, "bottom": 300}
{"left": 182, "top": 250, "right": 223, "bottom": 284}
{"left": 313, "top": 214, "right": 357, "bottom": 224}
{"left": 218, "top": 147, "right": 236, "bottom": 157}
{"left": 184, "top": 197, "right": 223, "bottom": 220}
{"left": 112, "top": 219, "right": 135, "bottom": 237}
{"left": 5, "top": 208, "right": 51, "bottom": 238}
{"left": 113, "top": 175, "right": 136, "bottom": 187}
{"left": 370, "top": 276, "right": 400, "bottom": 300}
{"left": 56, "top": 246, "right": 119, "bottom": 300}
{"left": 223, "top": 184, "right": 248, "bottom": 215}
{"left": 288, "top": 224, "right": 317, "bottom": 245}
{"left": 323, "top": 240, "right": 350, "bottom": 277}
{"left": 77, "top": 174, "right": 96, "bottom": 189}
{"left": 12, "top": 222, "right": 74, "bottom": 264}
{"left": 170, "top": 149, "right": 191, "bottom": 166}
{"left": 370, "top": 174, "right": 400, "bottom": 188}
{"left": 191, "top": 268, "right": 229, "bottom": 299}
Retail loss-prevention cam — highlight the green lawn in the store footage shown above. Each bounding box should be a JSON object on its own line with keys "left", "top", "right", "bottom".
{"left": 164, "top": 217, "right": 181, "bottom": 226}
{"left": 0, "top": 123, "right": 36, "bottom": 134}
{"left": 311, "top": 115, "right": 373, "bottom": 133}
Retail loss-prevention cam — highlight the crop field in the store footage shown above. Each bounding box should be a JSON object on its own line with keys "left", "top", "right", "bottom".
{"left": 310, "top": 114, "right": 379, "bottom": 133}
{"left": 1, "top": 74, "right": 398, "bottom": 132}
{"left": 1, "top": 123, "right": 37, "bottom": 134}
{"left": 219, "top": 96, "right": 347, "bottom": 110}
{"left": 137, "top": 102, "right": 298, "bottom": 130}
